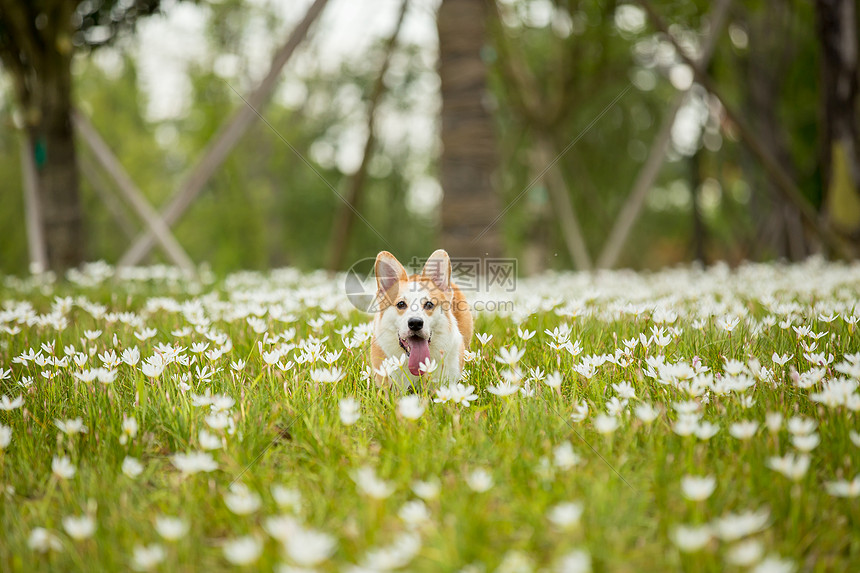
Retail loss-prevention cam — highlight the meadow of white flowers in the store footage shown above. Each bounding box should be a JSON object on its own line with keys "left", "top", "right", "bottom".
{"left": 1, "top": 257, "right": 859, "bottom": 571}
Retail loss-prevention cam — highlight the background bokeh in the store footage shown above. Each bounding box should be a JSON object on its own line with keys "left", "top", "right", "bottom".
{"left": 1, "top": 0, "right": 857, "bottom": 275}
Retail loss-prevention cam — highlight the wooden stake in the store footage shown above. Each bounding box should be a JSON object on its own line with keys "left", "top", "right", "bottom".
{"left": 534, "top": 133, "right": 593, "bottom": 270}
{"left": 79, "top": 152, "right": 138, "bottom": 240}
{"left": 73, "top": 111, "right": 195, "bottom": 272}
{"left": 19, "top": 133, "right": 48, "bottom": 273}
{"left": 118, "top": 0, "right": 329, "bottom": 268}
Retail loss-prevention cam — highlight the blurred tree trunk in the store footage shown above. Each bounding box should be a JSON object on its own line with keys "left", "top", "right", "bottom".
{"left": 0, "top": 0, "right": 85, "bottom": 272}
{"left": 689, "top": 147, "right": 706, "bottom": 264}
{"left": 741, "top": 0, "right": 807, "bottom": 260}
{"left": 815, "top": 0, "right": 860, "bottom": 238}
{"left": 437, "top": 0, "right": 502, "bottom": 258}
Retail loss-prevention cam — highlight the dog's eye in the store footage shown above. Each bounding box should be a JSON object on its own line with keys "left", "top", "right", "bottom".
{"left": 424, "top": 301, "right": 435, "bottom": 310}
{"left": 396, "top": 301, "right": 407, "bottom": 309}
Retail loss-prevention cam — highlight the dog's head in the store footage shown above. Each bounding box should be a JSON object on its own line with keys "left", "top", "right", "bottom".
{"left": 375, "top": 249, "right": 454, "bottom": 376}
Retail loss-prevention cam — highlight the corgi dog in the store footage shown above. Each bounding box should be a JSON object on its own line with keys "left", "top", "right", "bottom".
{"left": 371, "top": 249, "right": 473, "bottom": 388}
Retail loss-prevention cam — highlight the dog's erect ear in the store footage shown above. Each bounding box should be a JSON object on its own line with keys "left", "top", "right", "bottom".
{"left": 375, "top": 251, "right": 407, "bottom": 300}
{"left": 422, "top": 249, "right": 451, "bottom": 292}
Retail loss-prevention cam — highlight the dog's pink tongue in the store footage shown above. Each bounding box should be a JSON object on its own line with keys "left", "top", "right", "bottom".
{"left": 407, "top": 337, "right": 430, "bottom": 376}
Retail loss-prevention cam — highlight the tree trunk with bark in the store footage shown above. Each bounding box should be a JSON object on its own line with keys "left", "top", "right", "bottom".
{"left": 1, "top": 0, "right": 85, "bottom": 272}
{"left": 815, "top": 0, "right": 860, "bottom": 238}
{"left": 436, "top": 0, "right": 502, "bottom": 259}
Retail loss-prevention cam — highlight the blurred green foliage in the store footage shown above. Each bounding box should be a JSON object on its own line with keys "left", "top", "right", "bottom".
{"left": 0, "top": 0, "right": 831, "bottom": 275}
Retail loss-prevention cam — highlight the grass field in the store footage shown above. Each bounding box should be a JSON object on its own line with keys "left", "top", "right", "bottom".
{"left": 1, "top": 258, "right": 859, "bottom": 572}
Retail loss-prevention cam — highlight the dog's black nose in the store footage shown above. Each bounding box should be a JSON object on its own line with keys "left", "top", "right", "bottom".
{"left": 408, "top": 317, "right": 424, "bottom": 331}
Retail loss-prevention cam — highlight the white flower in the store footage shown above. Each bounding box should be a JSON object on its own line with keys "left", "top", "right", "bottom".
{"left": 495, "top": 345, "right": 525, "bottom": 366}
{"left": 517, "top": 327, "right": 536, "bottom": 340}
{"left": 122, "top": 456, "right": 144, "bottom": 478}
{"left": 475, "top": 332, "right": 493, "bottom": 345}
{"left": 570, "top": 401, "right": 589, "bottom": 423}
{"left": 190, "top": 342, "right": 210, "bottom": 354}
{"left": 553, "top": 442, "right": 581, "bottom": 470}
{"left": 224, "top": 483, "right": 262, "bottom": 515}
{"left": 729, "top": 420, "right": 758, "bottom": 440}
{"left": 767, "top": 453, "right": 810, "bottom": 481}
{"left": 55, "top": 418, "right": 87, "bottom": 435}
{"left": 96, "top": 368, "right": 117, "bottom": 384}
{"left": 199, "top": 429, "right": 223, "bottom": 450}
{"left": 0, "top": 424, "right": 11, "bottom": 449}
{"left": 771, "top": 352, "right": 794, "bottom": 366}
{"left": 495, "top": 549, "right": 535, "bottom": 573}
{"left": 209, "top": 394, "right": 235, "bottom": 412}
{"left": 418, "top": 358, "right": 438, "bottom": 375}
{"left": 555, "top": 548, "right": 591, "bottom": 573}
{"left": 717, "top": 316, "right": 740, "bottom": 332}
{"left": 711, "top": 508, "right": 770, "bottom": 540}
{"left": 271, "top": 485, "right": 302, "bottom": 512}
{"left": 751, "top": 556, "right": 796, "bottom": 573}
{"left": 204, "top": 412, "right": 232, "bottom": 431}
{"left": 634, "top": 403, "right": 659, "bottom": 423}
{"left": 435, "top": 383, "right": 478, "bottom": 407}
{"left": 261, "top": 349, "right": 282, "bottom": 366}
{"left": 791, "top": 432, "right": 820, "bottom": 452}
{"left": 171, "top": 451, "right": 218, "bottom": 475}
{"left": 120, "top": 415, "right": 138, "bottom": 445}
{"left": 135, "top": 328, "right": 157, "bottom": 341}
{"left": 765, "top": 412, "right": 783, "bottom": 433}
{"left": 353, "top": 532, "right": 421, "bottom": 570}
{"left": 606, "top": 396, "right": 628, "bottom": 416}
{"left": 544, "top": 371, "right": 563, "bottom": 389}
{"left": 0, "top": 394, "right": 24, "bottom": 411}
{"left": 283, "top": 526, "right": 337, "bottom": 566}
{"left": 398, "top": 500, "right": 431, "bottom": 527}
{"left": 726, "top": 539, "right": 764, "bottom": 566}
{"left": 28, "top": 527, "right": 63, "bottom": 553}
{"left": 131, "top": 544, "right": 166, "bottom": 571}
{"left": 263, "top": 515, "right": 300, "bottom": 542}
{"left": 62, "top": 515, "right": 96, "bottom": 540}
{"left": 339, "top": 397, "right": 361, "bottom": 425}
{"left": 466, "top": 468, "right": 493, "bottom": 492}
{"left": 411, "top": 479, "right": 440, "bottom": 500}
{"left": 849, "top": 430, "right": 860, "bottom": 447}
{"left": 140, "top": 361, "right": 164, "bottom": 379}
{"left": 547, "top": 501, "right": 583, "bottom": 528}
{"left": 825, "top": 476, "right": 860, "bottom": 498}
{"left": 223, "top": 536, "right": 262, "bottom": 565}
{"left": 695, "top": 421, "right": 720, "bottom": 440}
{"left": 487, "top": 380, "right": 520, "bottom": 397}
{"left": 593, "top": 414, "right": 619, "bottom": 435}
{"left": 612, "top": 380, "right": 636, "bottom": 399}
{"left": 122, "top": 347, "right": 141, "bottom": 367}
{"left": 398, "top": 395, "right": 425, "bottom": 420}
{"left": 352, "top": 466, "right": 394, "bottom": 499}
{"left": 52, "top": 456, "right": 76, "bottom": 479}
{"left": 154, "top": 516, "right": 189, "bottom": 541}
{"left": 681, "top": 475, "right": 716, "bottom": 501}
{"left": 786, "top": 416, "right": 816, "bottom": 436}
{"left": 671, "top": 525, "right": 711, "bottom": 552}
{"left": 310, "top": 367, "right": 345, "bottom": 384}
